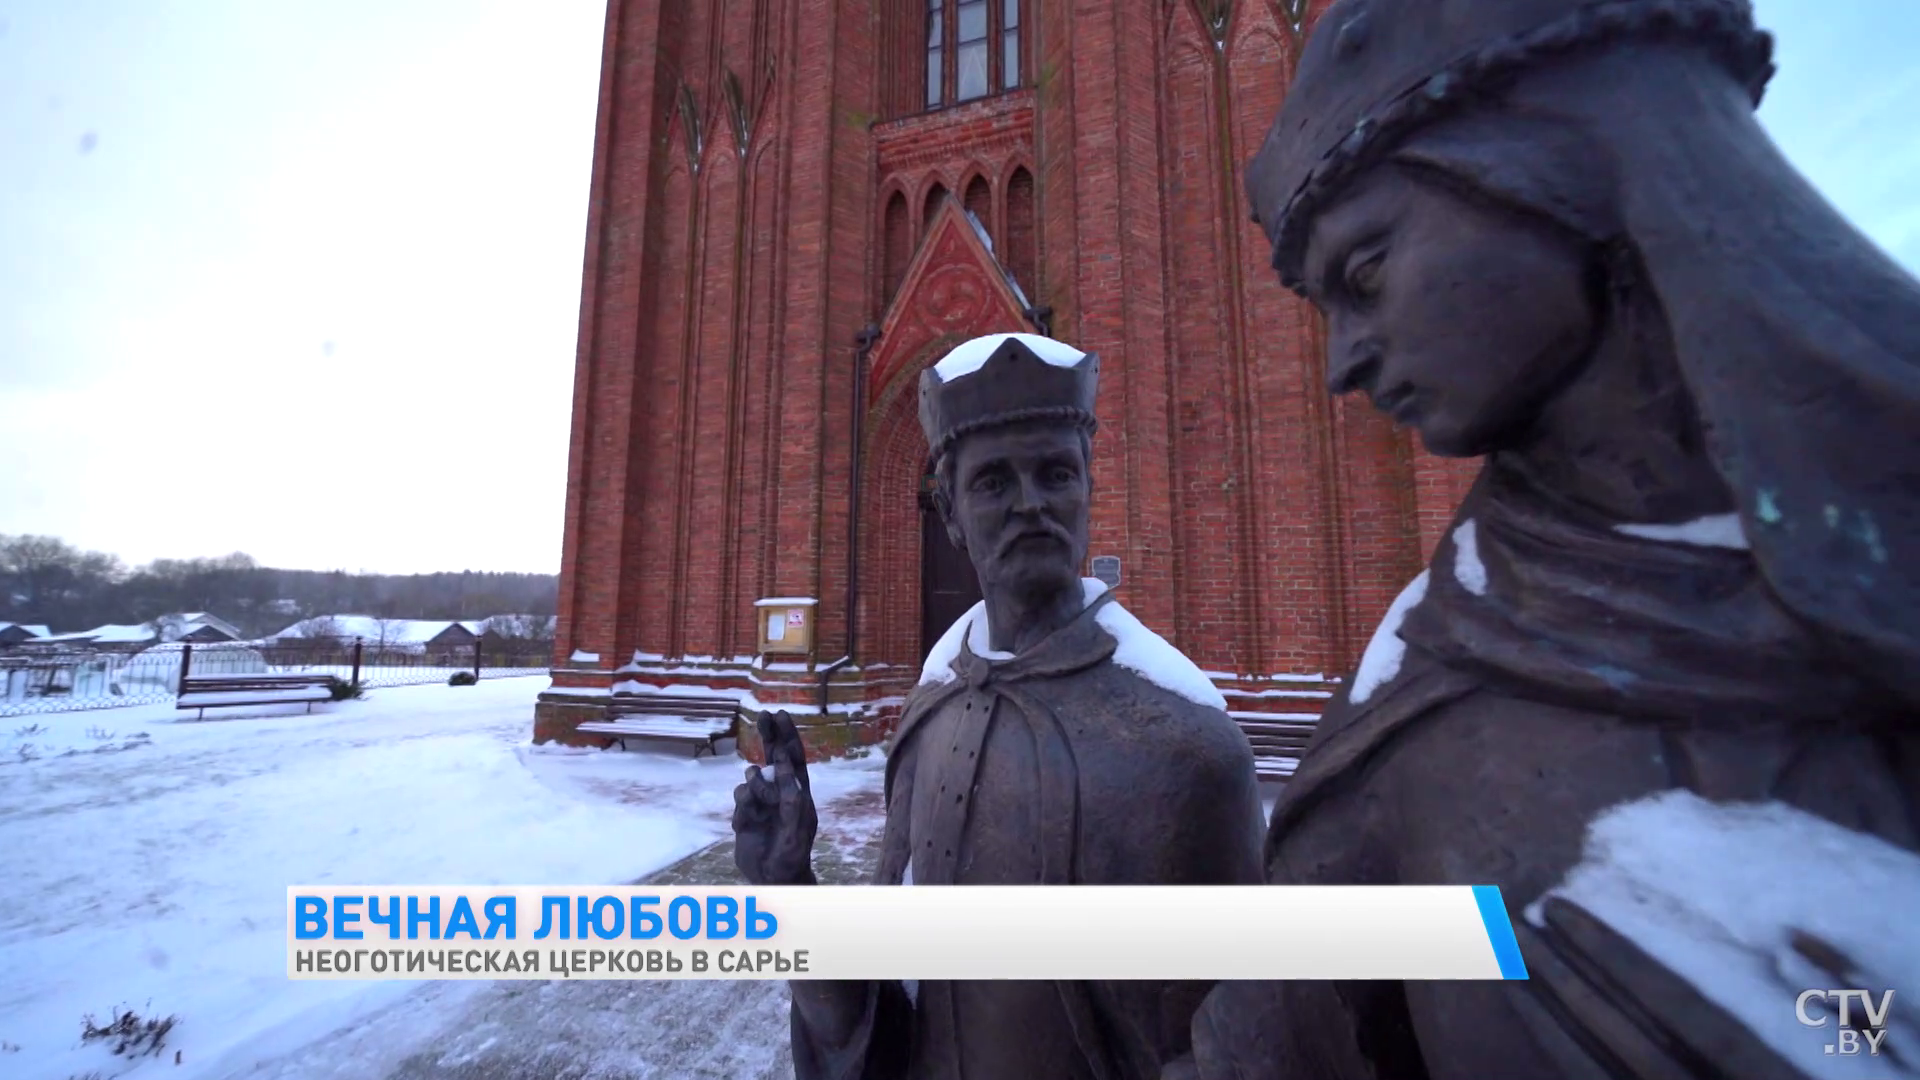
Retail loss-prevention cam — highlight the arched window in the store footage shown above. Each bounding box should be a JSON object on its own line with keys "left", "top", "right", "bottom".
{"left": 963, "top": 175, "right": 993, "bottom": 244}
{"left": 1004, "top": 166, "right": 1035, "bottom": 292}
{"left": 883, "top": 192, "right": 911, "bottom": 307}
{"left": 924, "top": 184, "right": 949, "bottom": 233}
{"left": 925, "top": 0, "right": 1023, "bottom": 110}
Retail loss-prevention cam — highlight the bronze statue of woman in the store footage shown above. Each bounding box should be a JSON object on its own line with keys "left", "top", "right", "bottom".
{"left": 1173, "top": 0, "right": 1920, "bottom": 1076}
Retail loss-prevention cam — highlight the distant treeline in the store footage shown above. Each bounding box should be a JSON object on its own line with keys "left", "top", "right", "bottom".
{"left": 0, "top": 534, "right": 557, "bottom": 639}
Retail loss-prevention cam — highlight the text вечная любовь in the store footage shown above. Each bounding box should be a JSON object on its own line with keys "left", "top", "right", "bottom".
{"left": 296, "top": 892, "right": 778, "bottom": 940}
{"left": 289, "top": 892, "right": 805, "bottom": 979}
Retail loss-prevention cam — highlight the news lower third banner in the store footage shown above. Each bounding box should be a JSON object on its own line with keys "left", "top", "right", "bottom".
{"left": 288, "top": 886, "right": 1529, "bottom": 981}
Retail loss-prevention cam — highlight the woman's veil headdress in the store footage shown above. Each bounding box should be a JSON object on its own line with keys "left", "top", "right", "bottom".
{"left": 1249, "top": 0, "right": 1920, "bottom": 701}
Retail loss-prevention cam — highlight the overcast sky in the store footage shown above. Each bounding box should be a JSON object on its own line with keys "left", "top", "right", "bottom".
{"left": 0, "top": 1, "right": 1914, "bottom": 576}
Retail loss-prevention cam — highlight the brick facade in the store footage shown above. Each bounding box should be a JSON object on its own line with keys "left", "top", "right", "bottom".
{"left": 535, "top": 0, "right": 1481, "bottom": 754}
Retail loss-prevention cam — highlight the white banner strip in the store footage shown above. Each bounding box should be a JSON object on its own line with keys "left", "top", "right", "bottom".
{"left": 286, "top": 885, "right": 1529, "bottom": 981}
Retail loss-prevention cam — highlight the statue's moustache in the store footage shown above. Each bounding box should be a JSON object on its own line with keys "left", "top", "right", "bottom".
{"left": 998, "top": 524, "right": 1071, "bottom": 558}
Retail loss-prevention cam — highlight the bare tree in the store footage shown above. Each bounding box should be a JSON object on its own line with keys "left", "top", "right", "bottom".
{"left": 482, "top": 613, "right": 554, "bottom": 641}
{"left": 372, "top": 616, "right": 412, "bottom": 654}
{"left": 0, "top": 534, "right": 126, "bottom": 626}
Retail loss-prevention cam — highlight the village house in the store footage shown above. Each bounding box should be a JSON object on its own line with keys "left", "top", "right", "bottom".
{"left": 271, "top": 616, "right": 488, "bottom": 663}
{"left": 0, "top": 622, "right": 49, "bottom": 648}
{"left": 34, "top": 612, "right": 242, "bottom": 651}
{"left": 166, "top": 612, "right": 245, "bottom": 643}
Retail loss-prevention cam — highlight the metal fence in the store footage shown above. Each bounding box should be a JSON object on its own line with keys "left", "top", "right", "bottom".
{"left": 0, "top": 638, "right": 552, "bottom": 717}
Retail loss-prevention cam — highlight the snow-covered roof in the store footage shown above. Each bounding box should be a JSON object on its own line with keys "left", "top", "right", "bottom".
{"left": 0, "top": 622, "right": 49, "bottom": 638}
{"left": 273, "top": 615, "right": 478, "bottom": 645}
{"left": 932, "top": 333, "right": 1086, "bottom": 382}
{"left": 131, "top": 640, "right": 264, "bottom": 659}
{"left": 167, "top": 612, "right": 243, "bottom": 638}
{"left": 919, "top": 578, "right": 1228, "bottom": 709}
{"left": 38, "top": 623, "right": 158, "bottom": 645}
{"left": 37, "top": 613, "right": 244, "bottom": 645}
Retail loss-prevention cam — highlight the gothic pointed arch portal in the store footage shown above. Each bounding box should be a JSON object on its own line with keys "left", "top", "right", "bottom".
{"left": 859, "top": 197, "right": 1034, "bottom": 691}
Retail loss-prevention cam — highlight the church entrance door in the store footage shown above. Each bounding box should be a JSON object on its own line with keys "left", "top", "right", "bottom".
{"left": 919, "top": 471, "right": 982, "bottom": 659}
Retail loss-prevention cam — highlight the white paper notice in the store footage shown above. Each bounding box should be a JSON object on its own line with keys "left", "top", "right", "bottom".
{"left": 768, "top": 614, "right": 785, "bottom": 641}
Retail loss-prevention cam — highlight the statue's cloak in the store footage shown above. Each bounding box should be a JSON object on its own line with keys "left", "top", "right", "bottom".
{"left": 1178, "top": 462, "right": 1919, "bottom": 1080}
{"left": 792, "top": 580, "right": 1266, "bottom": 1080}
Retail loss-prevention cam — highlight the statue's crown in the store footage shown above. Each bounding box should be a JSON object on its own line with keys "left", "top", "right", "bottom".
{"left": 918, "top": 333, "right": 1100, "bottom": 456}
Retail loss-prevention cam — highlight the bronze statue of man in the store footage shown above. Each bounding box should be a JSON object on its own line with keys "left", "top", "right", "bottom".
{"left": 734, "top": 332, "right": 1266, "bottom": 1080}
{"left": 1170, "top": 0, "right": 1920, "bottom": 1076}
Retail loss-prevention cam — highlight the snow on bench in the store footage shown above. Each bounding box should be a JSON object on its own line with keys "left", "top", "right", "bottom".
{"left": 176, "top": 688, "right": 332, "bottom": 708}
{"left": 1229, "top": 710, "right": 1319, "bottom": 781}
{"left": 577, "top": 695, "right": 742, "bottom": 757}
{"left": 176, "top": 674, "right": 335, "bottom": 720}
{"left": 579, "top": 716, "right": 735, "bottom": 738}
{"left": 1255, "top": 757, "right": 1299, "bottom": 780}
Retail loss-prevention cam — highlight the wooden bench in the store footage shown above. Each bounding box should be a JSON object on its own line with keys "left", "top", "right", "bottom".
{"left": 176, "top": 673, "right": 336, "bottom": 719}
{"left": 578, "top": 695, "right": 742, "bottom": 758}
{"left": 1254, "top": 757, "right": 1300, "bottom": 781}
{"left": 1231, "top": 711, "right": 1320, "bottom": 783}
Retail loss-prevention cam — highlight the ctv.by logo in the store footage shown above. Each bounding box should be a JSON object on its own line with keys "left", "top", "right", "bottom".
{"left": 1796, "top": 989, "right": 1895, "bottom": 1057}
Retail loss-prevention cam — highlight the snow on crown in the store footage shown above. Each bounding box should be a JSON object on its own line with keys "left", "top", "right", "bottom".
{"left": 918, "top": 333, "right": 1100, "bottom": 454}
{"left": 933, "top": 333, "right": 1086, "bottom": 381}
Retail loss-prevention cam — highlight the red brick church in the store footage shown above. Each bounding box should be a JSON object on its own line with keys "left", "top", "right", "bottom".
{"left": 533, "top": 0, "right": 1477, "bottom": 757}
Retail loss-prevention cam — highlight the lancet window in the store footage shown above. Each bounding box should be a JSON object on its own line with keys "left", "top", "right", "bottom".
{"left": 926, "top": 0, "right": 1023, "bottom": 110}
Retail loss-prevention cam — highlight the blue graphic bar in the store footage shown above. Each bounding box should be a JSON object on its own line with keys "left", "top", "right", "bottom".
{"left": 1472, "top": 885, "right": 1530, "bottom": 980}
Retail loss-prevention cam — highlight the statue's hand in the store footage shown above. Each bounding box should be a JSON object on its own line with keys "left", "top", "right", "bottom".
{"left": 732, "top": 710, "right": 819, "bottom": 885}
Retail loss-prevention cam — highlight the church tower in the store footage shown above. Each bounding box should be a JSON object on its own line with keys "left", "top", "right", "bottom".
{"left": 534, "top": 0, "right": 1479, "bottom": 757}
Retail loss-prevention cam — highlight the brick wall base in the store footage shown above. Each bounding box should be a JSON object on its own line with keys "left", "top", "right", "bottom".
{"left": 532, "top": 696, "right": 617, "bottom": 748}
{"left": 533, "top": 665, "right": 1337, "bottom": 764}
{"left": 531, "top": 664, "right": 898, "bottom": 765}
{"left": 734, "top": 715, "right": 889, "bottom": 766}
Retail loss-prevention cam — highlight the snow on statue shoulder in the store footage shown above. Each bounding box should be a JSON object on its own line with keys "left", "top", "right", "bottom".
{"left": 919, "top": 578, "right": 1228, "bottom": 711}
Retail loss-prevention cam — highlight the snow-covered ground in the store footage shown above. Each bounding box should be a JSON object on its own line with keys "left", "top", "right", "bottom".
{"left": 0, "top": 677, "right": 884, "bottom": 1080}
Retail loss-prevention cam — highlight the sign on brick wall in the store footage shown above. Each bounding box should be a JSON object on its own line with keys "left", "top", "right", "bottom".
{"left": 1091, "top": 556, "right": 1122, "bottom": 587}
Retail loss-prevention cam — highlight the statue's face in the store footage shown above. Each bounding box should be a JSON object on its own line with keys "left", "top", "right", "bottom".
{"left": 943, "top": 422, "right": 1091, "bottom": 600}
{"left": 1300, "top": 164, "right": 1600, "bottom": 457}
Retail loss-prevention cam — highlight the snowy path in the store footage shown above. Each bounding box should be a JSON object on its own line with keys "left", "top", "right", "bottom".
{"left": 0, "top": 677, "right": 885, "bottom": 1080}
{"left": 229, "top": 806, "right": 888, "bottom": 1080}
